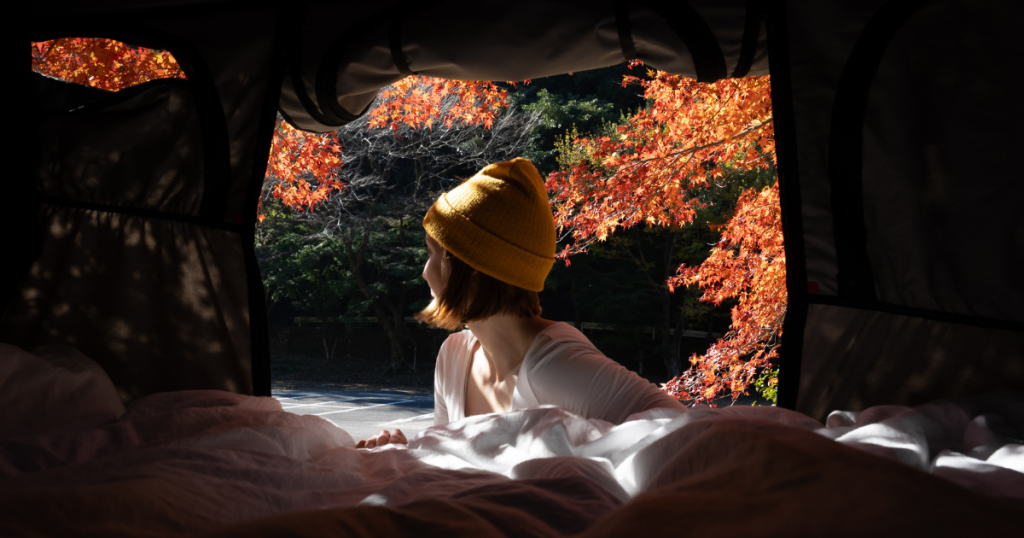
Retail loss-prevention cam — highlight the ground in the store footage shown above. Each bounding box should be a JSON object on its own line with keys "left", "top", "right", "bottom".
{"left": 272, "top": 387, "right": 434, "bottom": 442}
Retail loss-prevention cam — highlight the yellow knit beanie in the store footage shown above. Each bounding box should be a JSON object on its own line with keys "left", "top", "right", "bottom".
{"left": 423, "top": 158, "right": 555, "bottom": 292}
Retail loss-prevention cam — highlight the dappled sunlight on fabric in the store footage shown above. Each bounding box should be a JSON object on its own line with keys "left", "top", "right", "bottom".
{"left": 0, "top": 209, "right": 254, "bottom": 401}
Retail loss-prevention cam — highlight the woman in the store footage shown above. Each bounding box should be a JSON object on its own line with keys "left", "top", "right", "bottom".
{"left": 356, "top": 158, "right": 683, "bottom": 448}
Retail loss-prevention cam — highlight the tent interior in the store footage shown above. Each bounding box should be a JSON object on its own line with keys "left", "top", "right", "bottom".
{"left": 3, "top": 0, "right": 1023, "bottom": 535}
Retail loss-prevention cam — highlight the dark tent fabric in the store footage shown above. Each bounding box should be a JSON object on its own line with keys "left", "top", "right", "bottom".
{"left": 776, "top": 0, "right": 1024, "bottom": 418}
{"left": 8, "top": 7, "right": 285, "bottom": 401}
{"left": 6, "top": 0, "right": 1023, "bottom": 415}
{"left": 280, "top": 0, "right": 768, "bottom": 132}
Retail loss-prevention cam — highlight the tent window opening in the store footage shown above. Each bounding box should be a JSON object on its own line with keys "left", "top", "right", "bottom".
{"left": 259, "top": 64, "right": 782, "bottom": 409}
{"left": 261, "top": 0, "right": 780, "bottom": 408}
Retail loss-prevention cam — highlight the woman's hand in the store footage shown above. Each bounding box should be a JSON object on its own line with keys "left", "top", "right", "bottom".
{"left": 356, "top": 429, "right": 408, "bottom": 449}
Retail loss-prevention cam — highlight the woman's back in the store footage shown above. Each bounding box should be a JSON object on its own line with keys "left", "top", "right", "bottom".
{"left": 434, "top": 322, "right": 683, "bottom": 425}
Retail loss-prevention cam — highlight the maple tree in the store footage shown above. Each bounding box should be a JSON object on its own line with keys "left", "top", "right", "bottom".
{"left": 663, "top": 182, "right": 784, "bottom": 403}
{"left": 548, "top": 64, "right": 781, "bottom": 404}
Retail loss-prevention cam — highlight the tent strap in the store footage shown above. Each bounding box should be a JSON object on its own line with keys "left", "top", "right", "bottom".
{"left": 732, "top": 0, "right": 765, "bottom": 77}
{"left": 808, "top": 295, "right": 1024, "bottom": 333}
{"left": 828, "top": 0, "right": 929, "bottom": 300}
{"left": 644, "top": 1, "right": 727, "bottom": 82}
{"left": 286, "top": 4, "right": 349, "bottom": 129}
{"left": 389, "top": 16, "right": 416, "bottom": 76}
{"left": 614, "top": 1, "right": 638, "bottom": 61}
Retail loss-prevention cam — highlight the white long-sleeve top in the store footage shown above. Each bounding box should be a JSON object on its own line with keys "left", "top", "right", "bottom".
{"left": 433, "top": 322, "right": 684, "bottom": 425}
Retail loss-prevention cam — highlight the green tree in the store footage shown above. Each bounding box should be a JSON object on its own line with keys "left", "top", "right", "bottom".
{"left": 259, "top": 98, "right": 539, "bottom": 371}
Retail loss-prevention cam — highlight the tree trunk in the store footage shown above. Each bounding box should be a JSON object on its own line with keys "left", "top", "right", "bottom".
{"left": 667, "top": 314, "right": 688, "bottom": 378}
{"left": 368, "top": 298, "right": 405, "bottom": 371}
{"left": 659, "top": 293, "right": 673, "bottom": 377}
{"left": 660, "top": 230, "right": 680, "bottom": 378}
{"left": 571, "top": 277, "right": 583, "bottom": 331}
{"left": 340, "top": 203, "right": 408, "bottom": 372}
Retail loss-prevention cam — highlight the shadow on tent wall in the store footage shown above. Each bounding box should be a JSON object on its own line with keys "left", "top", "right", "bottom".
{"left": 1, "top": 74, "right": 255, "bottom": 404}
{"left": 0, "top": 206, "right": 252, "bottom": 404}
{"left": 798, "top": 304, "right": 1024, "bottom": 420}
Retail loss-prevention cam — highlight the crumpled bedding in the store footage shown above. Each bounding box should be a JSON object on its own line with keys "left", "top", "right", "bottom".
{"left": 1, "top": 388, "right": 1022, "bottom": 537}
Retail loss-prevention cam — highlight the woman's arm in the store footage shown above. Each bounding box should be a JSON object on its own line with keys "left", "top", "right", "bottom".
{"left": 355, "top": 336, "right": 457, "bottom": 448}
{"left": 434, "top": 364, "right": 450, "bottom": 426}
{"left": 522, "top": 339, "right": 684, "bottom": 424}
{"left": 432, "top": 334, "right": 455, "bottom": 426}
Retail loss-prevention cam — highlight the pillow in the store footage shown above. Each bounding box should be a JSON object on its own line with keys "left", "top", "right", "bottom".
{"left": 0, "top": 343, "right": 125, "bottom": 438}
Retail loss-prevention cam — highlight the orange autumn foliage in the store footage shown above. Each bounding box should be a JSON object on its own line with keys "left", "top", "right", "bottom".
{"left": 263, "top": 77, "right": 511, "bottom": 217}
{"left": 548, "top": 65, "right": 774, "bottom": 249}
{"left": 32, "top": 38, "right": 186, "bottom": 91}
{"left": 369, "top": 76, "right": 512, "bottom": 131}
{"left": 548, "top": 65, "right": 782, "bottom": 404}
{"left": 262, "top": 121, "right": 344, "bottom": 218}
{"left": 664, "top": 183, "right": 785, "bottom": 403}
{"left": 264, "top": 76, "right": 510, "bottom": 216}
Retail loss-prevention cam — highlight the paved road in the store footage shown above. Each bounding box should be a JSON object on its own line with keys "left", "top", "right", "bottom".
{"left": 273, "top": 388, "right": 435, "bottom": 442}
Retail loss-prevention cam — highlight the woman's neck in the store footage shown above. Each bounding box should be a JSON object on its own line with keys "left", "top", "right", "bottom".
{"left": 466, "top": 315, "right": 557, "bottom": 381}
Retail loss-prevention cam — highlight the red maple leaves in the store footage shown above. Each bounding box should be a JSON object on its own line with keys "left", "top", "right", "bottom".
{"left": 263, "top": 76, "right": 511, "bottom": 218}
{"left": 32, "top": 38, "right": 185, "bottom": 91}
{"left": 664, "top": 183, "right": 784, "bottom": 403}
{"left": 547, "top": 65, "right": 775, "bottom": 252}
{"left": 369, "top": 76, "right": 512, "bottom": 131}
{"left": 548, "top": 65, "right": 782, "bottom": 404}
{"left": 262, "top": 120, "right": 344, "bottom": 219}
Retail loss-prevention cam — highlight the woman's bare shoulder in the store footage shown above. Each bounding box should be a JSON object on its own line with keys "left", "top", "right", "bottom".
{"left": 441, "top": 329, "right": 476, "bottom": 348}
{"left": 437, "top": 330, "right": 476, "bottom": 364}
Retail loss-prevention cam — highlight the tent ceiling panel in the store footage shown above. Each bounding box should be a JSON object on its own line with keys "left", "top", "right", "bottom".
{"left": 282, "top": 0, "right": 769, "bottom": 132}
{"left": 29, "top": 0, "right": 260, "bottom": 16}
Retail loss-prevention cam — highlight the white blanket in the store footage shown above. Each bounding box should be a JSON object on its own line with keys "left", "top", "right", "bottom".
{"left": 0, "top": 341, "right": 1021, "bottom": 536}
{"left": 1, "top": 390, "right": 1021, "bottom": 523}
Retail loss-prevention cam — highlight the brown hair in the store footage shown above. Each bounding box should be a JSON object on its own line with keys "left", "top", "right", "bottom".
{"left": 416, "top": 250, "right": 542, "bottom": 331}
